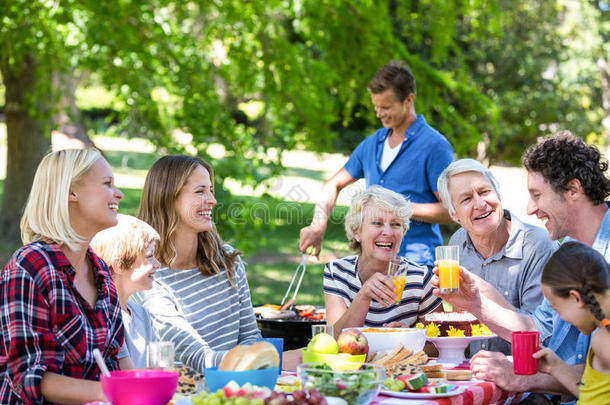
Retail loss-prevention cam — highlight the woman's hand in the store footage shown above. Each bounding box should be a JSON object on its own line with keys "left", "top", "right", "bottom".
{"left": 533, "top": 347, "right": 563, "bottom": 376}
{"left": 359, "top": 272, "right": 396, "bottom": 307}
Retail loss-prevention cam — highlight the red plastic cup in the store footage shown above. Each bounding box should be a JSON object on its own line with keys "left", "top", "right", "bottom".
{"left": 511, "top": 331, "right": 539, "bottom": 375}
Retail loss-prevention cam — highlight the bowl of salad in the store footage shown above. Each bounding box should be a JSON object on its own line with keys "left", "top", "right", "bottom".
{"left": 297, "top": 363, "right": 384, "bottom": 405}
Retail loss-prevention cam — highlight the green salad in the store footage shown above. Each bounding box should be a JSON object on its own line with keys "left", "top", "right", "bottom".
{"left": 300, "top": 364, "right": 381, "bottom": 405}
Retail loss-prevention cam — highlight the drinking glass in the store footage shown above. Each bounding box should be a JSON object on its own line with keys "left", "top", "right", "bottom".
{"left": 387, "top": 255, "right": 407, "bottom": 303}
{"left": 435, "top": 245, "right": 460, "bottom": 293}
{"left": 147, "top": 341, "right": 175, "bottom": 370}
{"left": 512, "top": 331, "right": 539, "bottom": 375}
{"left": 311, "top": 324, "right": 334, "bottom": 338}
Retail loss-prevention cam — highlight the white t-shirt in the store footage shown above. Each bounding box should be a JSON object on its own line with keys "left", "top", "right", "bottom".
{"left": 123, "top": 300, "right": 158, "bottom": 368}
{"left": 380, "top": 136, "right": 402, "bottom": 171}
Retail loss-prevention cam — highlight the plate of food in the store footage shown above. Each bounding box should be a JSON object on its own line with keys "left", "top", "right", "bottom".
{"left": 380, "top": 385, "right": 465, "bottom": 399}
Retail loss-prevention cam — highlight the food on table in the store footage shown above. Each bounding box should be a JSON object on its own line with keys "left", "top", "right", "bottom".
{"left": 190, "top": 382, "right": 269, "bottom": 405}
{"left": 219, "top": 342, "right": 280, "bottom": 371}
{"left": 359, "top": 328, "right": 402, "bottom": 333}
{"left": 298, "top": 363, "right": 383, "bottom": 405}
{"left": 265, "top": 389, "right": 328, "bottom": 405}
{"left": 397, "top": 373, "right": 428, "bottom": 390}
{"left": 307, "top": 333, "right": 339, "bottom": 354}
{"left": 416, "top": 311, "right": 493, "bottom": 337}
{"left": 370, "top": 344, "right": 428, "bottom": 376}
{"left": 176, "top": 365, "right": 204, "bottom": 394}
{"left": 274, "top": 374, "right": 301, "bottom": 392}
{"left": 418, "top": 363, "right": 445, "bottom": 379}
{"left": 382, "top": 378, "right": 406, "bottom": 392}
{"left": 336, "top": 329, "right": 368, "bottom": 356}
{"left": 445, "top": 369, "right": 473, "bottom": 380}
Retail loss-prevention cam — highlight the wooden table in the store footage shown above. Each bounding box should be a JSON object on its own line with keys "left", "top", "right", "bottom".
{"left": 373, "top": 380, "right": 523, "bottom": 405}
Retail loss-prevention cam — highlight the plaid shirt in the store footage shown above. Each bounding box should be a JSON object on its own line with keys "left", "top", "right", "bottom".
{"left": 0, "top": 241, "right": 125, "bottom": 405}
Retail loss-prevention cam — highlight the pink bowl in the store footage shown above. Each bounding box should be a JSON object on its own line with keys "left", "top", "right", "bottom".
{"left": 101, "top": 369, "right": 179, "bottom": 405}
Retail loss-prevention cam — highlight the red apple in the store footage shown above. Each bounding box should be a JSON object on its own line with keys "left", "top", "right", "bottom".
{"left": 337, "top": 329, "right": 368, "bottom": 355}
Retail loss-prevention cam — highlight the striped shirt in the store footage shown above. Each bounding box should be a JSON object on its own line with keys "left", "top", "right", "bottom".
{"left": 133, "top": 246, "right": 261, "bottom": 371}
{"left": 323, "top": 255, "right": 441, "bottom": 327}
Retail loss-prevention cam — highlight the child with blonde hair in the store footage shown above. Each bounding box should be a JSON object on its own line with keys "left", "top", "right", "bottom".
{"left": 91, "top": 214, "right": 161, "bottom": 368}
{"left": 533, "top": 241, "right": 610, "bottom": 403}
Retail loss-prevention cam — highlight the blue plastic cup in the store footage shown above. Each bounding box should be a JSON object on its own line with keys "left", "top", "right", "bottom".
{"left": 256, "top": 337, "right": 283, "bottom": 373}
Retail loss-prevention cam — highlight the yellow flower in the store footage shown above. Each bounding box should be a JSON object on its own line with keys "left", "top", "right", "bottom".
{"left": 415, "top": 322, "right": 424, "bottom": 329}
{"left": 471, "top": 323, "right": 493, "bottom": 336}
{"left": 424, "top": 323, "right": 441, "bottom": 337}
{"left": 446, "top": 326, "right": 465, "bottom": 337}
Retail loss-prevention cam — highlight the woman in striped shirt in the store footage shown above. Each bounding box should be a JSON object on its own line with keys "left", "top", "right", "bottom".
{"left": 134, "top": 155, "right": 261, "bottom": 371}
{"left": 324, "top": 185, "right": 442, "bottom": 335}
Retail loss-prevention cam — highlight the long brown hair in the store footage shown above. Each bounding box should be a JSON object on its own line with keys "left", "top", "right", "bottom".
{"left": 542, "top": 241, "right": 610, "bottom": 331}
{"left": 138, "top": 155, "right": 240, "bottom": 282}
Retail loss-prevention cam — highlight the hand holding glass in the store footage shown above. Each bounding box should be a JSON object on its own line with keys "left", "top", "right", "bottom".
{"left": 147, "top": 341, "right": 175, "bottom": 370}
{"left": 387, "top": 256, "right": 407, "bottom": 303}
{"left": 436, "top": 246, "right": 460, "bottom": 293}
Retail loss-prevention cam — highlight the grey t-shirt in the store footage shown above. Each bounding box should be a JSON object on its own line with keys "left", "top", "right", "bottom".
{"left": 122, "top": 301, "right": 157, "bottom": 368}
{"left": 449, "top": 210, "right": 558, "bottom": 355}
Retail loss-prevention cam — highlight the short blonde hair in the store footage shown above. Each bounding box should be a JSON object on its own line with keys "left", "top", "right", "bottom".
{"left": 21, "top": 148, "right": 102, "bottom": 251}
{"left": 344, "top": 185, "right": 412, "bottom": 254}
{"left": 91, "top": 214, "right": 160, "bottom": 272}
{"left": 437, "top": 158, "right": 500, "bottom": 217}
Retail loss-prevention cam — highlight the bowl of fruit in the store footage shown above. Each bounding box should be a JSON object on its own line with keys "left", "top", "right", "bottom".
{"left": 297, "top": 363, "right": 384, "bottom": 405}
{"left": 302, "top": 330, "right": 368, "bottom": 370}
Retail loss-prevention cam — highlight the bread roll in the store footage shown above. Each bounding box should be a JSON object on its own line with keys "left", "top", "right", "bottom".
{"left": 218, "top": 341, "right": 280, "bottom": 371}
{"left": 219, "top": 345, "right": 249, "bottom": 370}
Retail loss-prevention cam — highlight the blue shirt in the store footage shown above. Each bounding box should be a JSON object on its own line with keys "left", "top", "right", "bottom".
{"left": 344, "top": 115, "right": 453, "bottom": 267}
{"left": 530, "top": 206, "right": 610, "bottom": 399}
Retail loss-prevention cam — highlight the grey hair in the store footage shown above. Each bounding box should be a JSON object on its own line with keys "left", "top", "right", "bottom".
{"left": 437, "top": 158, "right": 500, "bottom": 217}
{"left": 344, "top": 185, "right": 412, "bottom": 254}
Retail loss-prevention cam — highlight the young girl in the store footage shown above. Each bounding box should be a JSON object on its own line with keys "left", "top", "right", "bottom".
{"left": 134, "top": 155, "right": 261, "bottom": 371}
{"left": 91, "top": 214, "right": 161, "bottom": 368}
{"left": 0, "top": 149, "right": 131, "bottom": 404}
{"left": 533, "top": 241, "right": 610, "bottom": 403}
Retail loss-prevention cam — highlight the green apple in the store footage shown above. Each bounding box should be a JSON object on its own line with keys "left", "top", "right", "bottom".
{"left": 307, "top": 333, "right": 339, "bottom": 354}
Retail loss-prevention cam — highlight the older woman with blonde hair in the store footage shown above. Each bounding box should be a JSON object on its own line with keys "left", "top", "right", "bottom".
{"left": 324, "top": 185, "right": 442, "bottom": 335}
{"left": 0, "top": 149, "right": 130, "bottom": 404}
{"left": 436, "top": 158, "right": 557, "bottom": 354}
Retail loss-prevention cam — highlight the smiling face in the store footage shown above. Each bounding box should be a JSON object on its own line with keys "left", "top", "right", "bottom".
{"left": 370, "top": 89, "right": 412, "bottom": 131}
{"left": 128, "top": 242, "right": 160, "bottom": 292}
{"left": 175, "top": 165, "right": 216, "bottom": 235}
{"left": 542, "top": 284, "right": 597, "bottom": 335}
{"left": 527, "top": 171, "right": 571, "bottom": 240}
{"left": 355, "top": 203, "right": 405, "bottom": 263}
{"left": 448, "top": 171, "right": 504, "bottom": 238}
{"left": 69, "top": 158, "right": 123, "bottom": 236}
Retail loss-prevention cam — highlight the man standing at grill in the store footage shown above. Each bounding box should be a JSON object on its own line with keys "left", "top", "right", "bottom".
{"left": 299, "top": 60, "right": 454, "bottom": 268}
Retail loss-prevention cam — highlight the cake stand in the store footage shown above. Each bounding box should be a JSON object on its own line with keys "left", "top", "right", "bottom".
{"left": 427, "top": 335, "right": 497, "bottom": 364}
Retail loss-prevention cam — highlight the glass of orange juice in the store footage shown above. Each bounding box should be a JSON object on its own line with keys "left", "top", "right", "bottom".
{"left": 388, "top": 255, "right": 407, "bottom": 303}
{"left": 435, "top": 245, "right": 460, "bottom": 293}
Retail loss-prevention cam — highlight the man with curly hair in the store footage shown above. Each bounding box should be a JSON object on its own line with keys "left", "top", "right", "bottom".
{"left": 433, "top": 131, "right": 610, "bottom": 405}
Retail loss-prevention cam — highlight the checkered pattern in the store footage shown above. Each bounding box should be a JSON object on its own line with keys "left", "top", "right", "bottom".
{"left": 0, "top": 241, "right": 125, "bottom": 405}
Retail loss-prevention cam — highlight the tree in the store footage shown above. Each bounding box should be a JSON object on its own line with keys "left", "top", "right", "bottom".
{"left": 1, "top": 0, "right": 505, "bottom": 247}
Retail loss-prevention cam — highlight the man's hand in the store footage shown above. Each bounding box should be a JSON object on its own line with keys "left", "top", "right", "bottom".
{"left": 299, "top": 224, "right": 326, "bottom": 258}
{"left": 470, "top": 351, "right": 528, "bottom": 392}
{"left": 431, "top": 265, "right": 482, "bottom": 313}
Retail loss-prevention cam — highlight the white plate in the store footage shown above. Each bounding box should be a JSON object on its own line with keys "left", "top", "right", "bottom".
{"left": 380, "top": 385, "right": 465, "bottom": 399}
